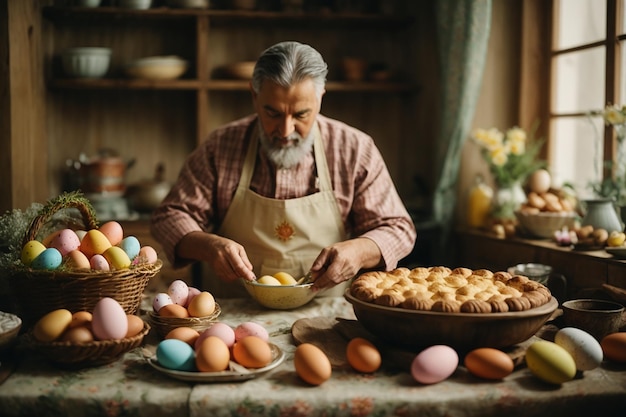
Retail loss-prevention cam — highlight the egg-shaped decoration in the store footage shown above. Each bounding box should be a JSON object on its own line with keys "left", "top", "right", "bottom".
{"left": 89, "top": 254, "right": 110, "bottom": 271}
{"left": 528, "top": 169, "right": 552, "bottom": 194}
{"left": 31, "top": 247, "right": 63, "bottom": 270}
{"left": 103, "top": 246, "right": 131, "bottom": 270}
{"left": 294, "top": 343, "right": 332, "bottom": 385}
{"left": 119, "top": 236, "right": 141, "bottom": 260}
{"left": 68, "top": 311, "right": 93, "bottom": 329}
{"left": 156, "top": 339, "right": 196, "bottom": 371}
{"left": 187, "top": 291, "right": 216, "bottom": 317}
{"left": 91, "top": 297, "right": 129, "bottom": 341}
{"left": 168, "top": 279, "right": 190, "bottom": 305}
{"left": 33, "top": 308, "right": 73, "bottom": 342}
{"left": 234, "top": 321, "right": 268, "bottom": 342}
{"left": 411, "top": 345, "right": 459, "bottom": 384}
{"left": 232, "top": 336, "right": 272, "bottom": 368}
{"left": 196, "top": 336, "right": 231, "bottom": 372}
{"left": 20, "top": 240, "right": 47, "bottom": 266}
{"left": 60, "top": 326, "right": 94, "bottom": 343}
{"left": 48, "top": 228, "right": 81, "bottom": 257}
{"left": 185, "top": 287, "right": 201, "bottom": 307}
{"left": 158, "top": 303, "right": 189, "bottom": 318}
{"left": 196, "top": 322, "right": 235, "bottom": 349}
{"left": 65, "top": 249, "right": 91, "bottom": 270}
{"left": 135, "top": 245, "right": 158, "bottom": 265}
{"left": 464, "top": 347, "right": 515, "bottom": 380}
{"left": 99, "top": 221, "right": 124, "bottom": 246}
{"left": 166, "top": 327, "right": 200, "bottom": 347}
{"left": 346, "top": 337, "right": 382, "bottom": 373}
{"left": 126, "top": 314, "right": 145, "bottom": 338}
{"left": 555, "top": 327, "right": 603, "bottom": 371}
{"left": 80, "top": 229, "right": 112, "bottom": 258}
{"left": 600, "top": 332, "right": 626, "bottom": 363}
{"left": 153, "top": 293, "right": 173, "bottom": 313}
{"left": 525, "top": 340, "right": 576, "bottom": 384}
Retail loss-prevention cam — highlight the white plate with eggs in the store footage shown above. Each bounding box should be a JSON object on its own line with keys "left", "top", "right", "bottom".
{"left": 147, "top": 342, "right": 285, "bottom": 382}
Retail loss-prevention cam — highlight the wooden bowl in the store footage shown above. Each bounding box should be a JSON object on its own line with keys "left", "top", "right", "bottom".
{"left": 345, "top": 290, "right": 558, "bottom": 351}
{"left": 561, "top": 299, "right": 625, "bottom": 341}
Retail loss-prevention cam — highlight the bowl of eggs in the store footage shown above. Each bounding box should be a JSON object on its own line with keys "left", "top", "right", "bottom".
{"left": 242, "top": 272, "right": 317, "bottom": 310}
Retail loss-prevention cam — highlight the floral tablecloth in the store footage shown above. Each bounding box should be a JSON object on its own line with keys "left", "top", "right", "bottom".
{"left": 1, "top": 295, "right": 625, "bottom": 417}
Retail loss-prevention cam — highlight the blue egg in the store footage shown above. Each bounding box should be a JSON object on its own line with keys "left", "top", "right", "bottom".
{"left": 156, "top": 339, "right": 196, "bottom": 371}
{"left": 119, "top": 236, "right": 141, "bottom": 260}
{"left": 30, "top": 247, "right": 63, "bottom": 270}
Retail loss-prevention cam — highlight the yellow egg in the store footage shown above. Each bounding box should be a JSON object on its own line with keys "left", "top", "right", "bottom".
{"left": 273, "top": 271, "right": 297, "bottom": 285}
{"left": 525, "top": 340, "right": 576, "bottom": 384}
{"left": 33, "top": 309, "right": 73, "bottom": 342}
{"left": 196, "top": 335, "right": 231, "bottom": 372}
{"left": 294, "top": 343, "right": 332, "bottom": 385}
{"left": 346, "top": 337, "right": 381, "bottom": 373}
{"left": 80, "top": 229, "right": 112, "bottom": 258}
{"left": 187, "top": 291, "right": 216, "bottom": 317}
{"left": 257, "top": 275, "right": 282, "bottom": 285}
{"left": 103, "top": 246, "right": 131, "bottom": 270}
{"left": 21, "top": 240, "right": 46, "bottom": 266}
{"left": 232, "top": 336, "right": 272, "bottom": 368}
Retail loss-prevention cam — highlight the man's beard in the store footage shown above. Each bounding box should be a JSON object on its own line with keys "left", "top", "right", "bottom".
{"left": 259, "top": 128, "right": 314, "bottom": 169}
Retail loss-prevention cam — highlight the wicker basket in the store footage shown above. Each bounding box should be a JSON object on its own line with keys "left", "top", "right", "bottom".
{"left": 149, "top": 303, "right": 221, "bottom": 338}
{"left": 26, "top": 321, "right": 151, "bottom": 368}
{"left": 6, "top": 192, "right": 162, "bottom": 326}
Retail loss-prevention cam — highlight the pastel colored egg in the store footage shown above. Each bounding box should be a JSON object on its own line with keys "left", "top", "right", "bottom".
{"left": 153, "top": 293, "right": 173, "bottom": 312}
{"left": 168, "top": 279, "right": 189, "bottom": 305}
{"left": 555, "top": 327, "right": 603, "bottom": 371}
{"left": 136, "top": 245, "right": 158, "bottom": 264}
{"left": 185, "top": 287, "right": 201, "bottom": 307}
{"left": 156, "top": 339, "right": 196, "bottom": 371}
{"left": 80, "top": 229, "right": 112, "bottom": 258}
{"left": 119, "top": 236, "right": 141, "bottom": 260}
{"left": 99, "top": 221, "right": 124, "bottom": 245}
{"left": 235, "top": 321, "right": 268, "bottom": 341}
{"left": 89, "top": 254, "right": 110, "bottom": 271}
{"left": 48, "top": 228, "right": 81, "bottom": 257}
{"left": 20, "top": 240, "right": 46, "bottom": 266}
{"left": 103, "top": 246, "right": 131, "bottom": 270}
{"left": 525, "top": 340, "right": 577, "bottom": 384}
{"left": 411, "top": 345, "right": 459, "bottom": 384}
{"left": 196, "top": 322, "right": 236, "bottom": 349}
{"left": 33, "top": 308, "right": 72, "bottom": 342}
{"left": 31, "top": 248, "right": 63, "bottom": 270}
{"left": 91, "top": 297, "right": 128, "bottom": 341}
{"left": 65, "top": 249, "right": 91, "bottom": 270}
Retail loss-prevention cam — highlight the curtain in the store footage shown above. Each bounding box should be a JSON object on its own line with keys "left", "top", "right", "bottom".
{"left": 431, "top": 0, "right": 492, "bottom": 263}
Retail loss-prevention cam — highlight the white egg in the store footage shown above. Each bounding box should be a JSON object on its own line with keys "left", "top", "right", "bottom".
{"left": 153, "top": 292, "right": 173, "bottom": 313}
{"left": 554, "top": 327, "right": 603, "bottom": 371}
{"left": 528, "top": 169, "right": 551, "bottom": 194}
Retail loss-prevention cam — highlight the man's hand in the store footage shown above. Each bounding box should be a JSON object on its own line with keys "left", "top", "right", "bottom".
{"left": 309, "top": 237, "right": 382, "bottom": 291}
{"left": 176, "top": 231, "right": 256, "bottom": 282}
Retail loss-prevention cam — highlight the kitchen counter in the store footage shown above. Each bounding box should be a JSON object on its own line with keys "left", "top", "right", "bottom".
{"left": 1, "top": 296, "right": 625, "bottom": 417}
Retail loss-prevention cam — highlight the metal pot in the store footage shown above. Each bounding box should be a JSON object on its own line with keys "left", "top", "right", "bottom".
{"left": 126, "top": 163, "right": 171, "bottom": 213}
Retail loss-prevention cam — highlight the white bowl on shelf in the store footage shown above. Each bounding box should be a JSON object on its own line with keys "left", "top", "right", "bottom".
{"left": 125, "top": 56, "right": 188, "bottom": 80}
{"left": 118, "top": 0, "right": 153, "bottom": 9}
{"left": 61, "top": 47, "right": 112, "bottom": 79}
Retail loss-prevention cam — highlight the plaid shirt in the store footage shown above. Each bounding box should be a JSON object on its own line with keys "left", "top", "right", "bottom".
{"left": 151, "top": 114, "right": 416, "bottom": 270}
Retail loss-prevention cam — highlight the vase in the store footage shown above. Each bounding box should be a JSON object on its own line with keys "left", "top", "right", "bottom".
{"left": 492, "top": 181, "right": 527, "bottom": 220}
{"left": 581, "top": 198, "right": 623, "bottom": 232}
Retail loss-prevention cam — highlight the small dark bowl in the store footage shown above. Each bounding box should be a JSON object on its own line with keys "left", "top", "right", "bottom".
{"left": 561, "top": 299, "right": 625, "bottom": 340}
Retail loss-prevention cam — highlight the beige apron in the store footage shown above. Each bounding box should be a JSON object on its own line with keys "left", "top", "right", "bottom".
{"left": 206, "top": 123, "right": 349, "bottom": 298}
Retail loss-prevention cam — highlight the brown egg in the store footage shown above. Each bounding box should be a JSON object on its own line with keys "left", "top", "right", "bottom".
{"left": 126, "top": 314, "right": 145, "bottom": 338}
{"left": 294, "top": 343, "right": 332, "bottom": 385}
{"left": 346, "top": 337, "right": 381, "bottom": 373}
{"left": 158, "top": 303, "right": 190, "bottom": 318}
{"left": 232, "top": 336, "right": 272, "bottom": 369}
{"left": 187, "top": 291, "right": 216, "bottom": 317}
{"left": 166, "top": 326, "right": 200, "bottom": 346}
{"left": 69, "top": 311, "right": 93, "bottom": 329}
{"left": 464, "top": 347, "right": 514, "bottom": 380}
{"left": 601, "top": 332, "right": 626, "bottom": 363}
{"left": 196, "top": 336, "right": 230, "bottom": 372}
{"left": 60, "top": 326, "right": 94, "bottom": 343}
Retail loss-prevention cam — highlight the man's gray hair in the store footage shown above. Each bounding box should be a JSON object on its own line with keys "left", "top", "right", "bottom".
{"left": 251, "top": 41, "right": 328, "bottom": 98}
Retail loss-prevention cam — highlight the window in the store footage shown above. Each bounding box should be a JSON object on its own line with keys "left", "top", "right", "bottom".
{"left": 549, "top": 0, "right": 625, "bottom": 198}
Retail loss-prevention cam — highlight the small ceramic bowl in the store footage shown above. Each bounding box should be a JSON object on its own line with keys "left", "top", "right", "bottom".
{"left": 0, "top": 311, "right": 22, "bottom": 355}
{"left": 62, "top": 47, "right": 112, "bottom": 79}
{"left": 561, "top": 299, "right": 625, "bottom": 340}
{"left": 242, "top": 280, "right": 316, "bottom": 310}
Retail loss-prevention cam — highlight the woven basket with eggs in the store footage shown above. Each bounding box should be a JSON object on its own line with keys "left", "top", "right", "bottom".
{"left": 5, "top": 192, "right": 162, "bottom": 327}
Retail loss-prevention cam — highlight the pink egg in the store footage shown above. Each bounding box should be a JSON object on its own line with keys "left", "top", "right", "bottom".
{"left": 49, "top": 229, "right": 81, "bottom": 256}
{"left": 135, "top": 245, "right": 158, "bottom": 264}
{"left": 195, "top": 322, "right": 236, "bottom": 349}
{"left": 411, "top": 345, "right": 459, "bottom": 384}
{"left": 168, "top": 279, "right": 189, "bottom": 305}
{"left": 153, "top": 292, "right": 173, "bottom": 312}
{"left": 89, "top": 254, "right": 110, "bottom": 271}
{"left": 99, "top": 221, "right": 124, "bottom": 246}
{"left": 92, "top": 297, "right": 128, "bottom": 340}
{"left": 184, "top": 287, "right": 201, "bottom": 307}
{"left": 235, "top": 321, "right": 269, "bottom": 342}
